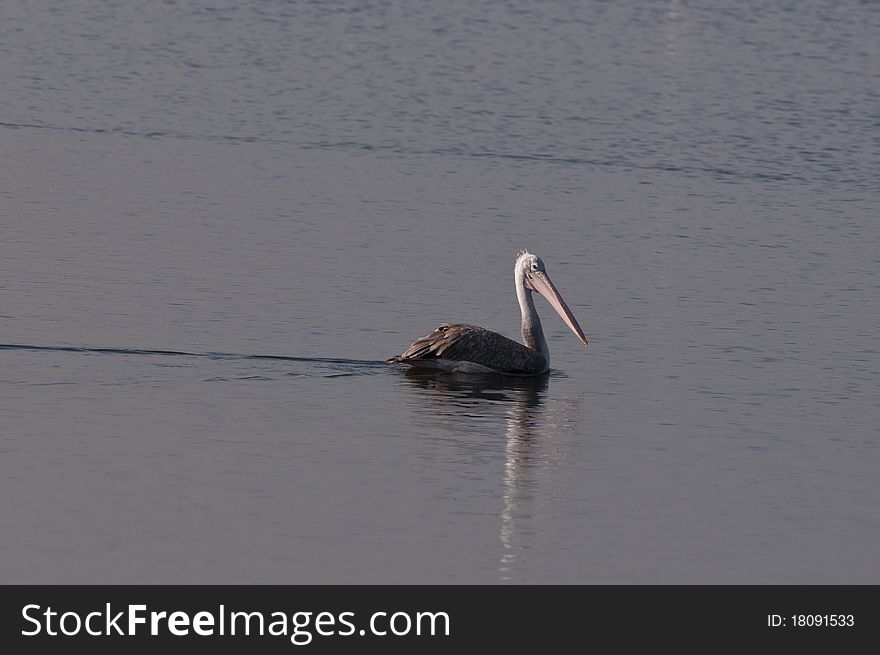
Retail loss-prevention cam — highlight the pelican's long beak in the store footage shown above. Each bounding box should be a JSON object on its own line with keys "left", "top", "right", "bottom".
{"left": 528, "top": 271, "right": 589, "bottom": 347}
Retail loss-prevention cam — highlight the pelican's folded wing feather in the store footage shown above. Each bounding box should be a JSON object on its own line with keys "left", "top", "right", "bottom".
{"left": 388, "top": 324, "right": 547, "bottom": 375}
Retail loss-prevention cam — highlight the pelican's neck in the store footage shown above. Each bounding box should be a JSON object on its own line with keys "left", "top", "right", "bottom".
{"left": 515, "top": 270, "right": 549, "bottom": 364}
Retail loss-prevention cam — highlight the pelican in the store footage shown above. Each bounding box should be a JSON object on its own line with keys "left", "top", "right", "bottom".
{"left": 388, "top": 250, "right": 588, "bottom": 375}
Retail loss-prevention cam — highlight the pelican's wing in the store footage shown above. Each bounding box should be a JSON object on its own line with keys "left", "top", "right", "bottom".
{"left": 388, "top": 324, "right": 547, "bottom": 375}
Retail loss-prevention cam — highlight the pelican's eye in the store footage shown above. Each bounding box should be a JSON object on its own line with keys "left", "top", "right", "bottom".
{"left": 531, "top": 262, "right": 539, "bottom": 271}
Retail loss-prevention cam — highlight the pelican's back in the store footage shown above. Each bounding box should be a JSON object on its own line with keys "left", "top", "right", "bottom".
{"left": 388, "top": 324, "right": 548, "bottom": 376}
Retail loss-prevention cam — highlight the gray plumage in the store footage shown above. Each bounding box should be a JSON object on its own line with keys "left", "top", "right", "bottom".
{"left": 388, "top": 250, "right": 587, "bottom": 376}
{"left": 387, "top": 323, "right": 548, "bottom": 376}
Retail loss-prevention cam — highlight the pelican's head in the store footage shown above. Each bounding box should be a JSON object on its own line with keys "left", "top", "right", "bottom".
{"left": 515, "top": 249, "right": 589, "bottom": 347}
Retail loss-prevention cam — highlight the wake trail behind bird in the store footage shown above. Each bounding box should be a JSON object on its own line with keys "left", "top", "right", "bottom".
{"left": 0, "top": 343, "right": 388, "bottom": 369}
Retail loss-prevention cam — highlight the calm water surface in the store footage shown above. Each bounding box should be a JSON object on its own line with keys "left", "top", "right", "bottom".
{"left": 1, "top": 1, "right": 878, "bottom": 583}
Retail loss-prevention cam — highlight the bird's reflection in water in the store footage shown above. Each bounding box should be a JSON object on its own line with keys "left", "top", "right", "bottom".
{"left": 397, "top": 369, "right": 583, "bottom": 582}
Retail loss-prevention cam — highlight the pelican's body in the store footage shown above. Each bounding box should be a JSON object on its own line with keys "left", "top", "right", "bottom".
{"left": 388, "top": 250, "right": 588, "bottom": 376}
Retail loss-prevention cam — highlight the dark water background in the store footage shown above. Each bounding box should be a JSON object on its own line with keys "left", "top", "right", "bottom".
{"left": 1, "top": 0, "right": 878, "bottom": 583}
